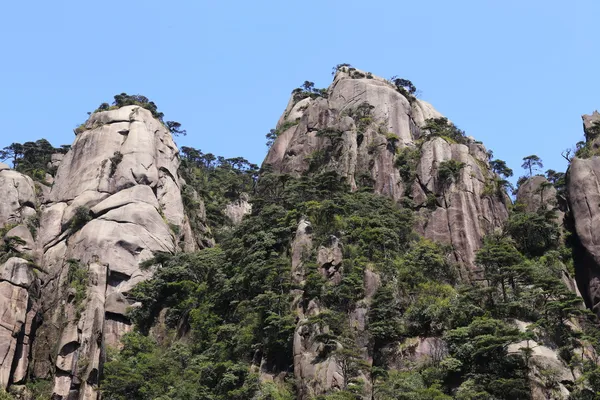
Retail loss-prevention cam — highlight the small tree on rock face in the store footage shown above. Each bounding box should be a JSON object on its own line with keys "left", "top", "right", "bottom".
{"left": 521, "top": 155, "right": 543, "bottom": 177}
{"left": 302, "top": 81, "right": 315, "bottom": 92}
{"left": 165, "top": 121, "right": 187, "bottom": 136}
{"left": 490, "top": 159, "right": 513, "bottom": 179}
{"left": 390, "top": 77, "right": 416, "bottom": 95}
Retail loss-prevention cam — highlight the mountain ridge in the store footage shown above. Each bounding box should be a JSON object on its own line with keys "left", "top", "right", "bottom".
{"left": 0, "top": 67, "right": 598, "bottom": 399}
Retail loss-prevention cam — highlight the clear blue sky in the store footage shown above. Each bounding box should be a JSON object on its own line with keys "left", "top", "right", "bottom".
{"left": 1, "top": 1, "right": 598, "bottom": 180}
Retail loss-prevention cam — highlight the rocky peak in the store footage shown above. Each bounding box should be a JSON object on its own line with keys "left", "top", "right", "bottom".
{"left": 265, "top": 67, "right": 509, "bottom": 274}
{"left": 0, "top": 104, "right": 211, "bottom": 399}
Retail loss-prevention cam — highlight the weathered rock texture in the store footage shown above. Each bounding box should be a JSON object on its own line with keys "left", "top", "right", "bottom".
{"left": 0, "top": 165, "right": 39, "bottom": 390}
{"left": 264, "top": 68, "right": 509, "bottom": 274}
{"left": 516, "top": 175, "right": 558, "bottom": 213}
{"left": 0, "top": 106, "right": 210, "bottom": 399}
{"left": 289, "top": 219, "right": 378, "bottom": 399}
{"left": 568, "top": 111, "right": 600, "bottom": 315}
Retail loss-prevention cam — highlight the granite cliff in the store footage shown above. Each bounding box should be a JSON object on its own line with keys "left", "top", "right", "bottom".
{"left": 0, "top": 68, "right": 599, "bottom": 399}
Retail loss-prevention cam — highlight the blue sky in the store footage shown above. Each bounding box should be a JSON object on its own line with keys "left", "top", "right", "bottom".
{"left": 1, "top": 1, "right": 598, "bottom": 180}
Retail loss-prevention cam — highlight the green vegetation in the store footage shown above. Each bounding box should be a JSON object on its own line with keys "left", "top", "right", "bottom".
{"left": 291, "top": 81, "right": 328, "bottom": 104}
{"left": 574, "top": 123, "right": 600, "bottom": 159}
{"left": 422, "top": 117, "right": 468, "bottom": 144}
{"left": 66, "top": 259, "right": 89, "bottom": 315}
{"left": 345, "top": 102, "right": 374, "bottom": 134}
{"left": 0, "top": 139, "right": 69, "bottom": 181}
{"left": 437, "top": 160, "right": 465, "bottom": 185}
{"left": 70, "top": 207, "right": 92, "bottom": 232}
{"left": 109, "top": 151, "right": 123, "bottom": 177}
{"left": 179, "top": 146, "right": 258, "bottom": 235}
{"left": 316, "top": 128, "right": 345, "bottom": 145}
{"left": 92, "top": 93, "right": 186, "bottom": 136}
{"left": 99, "top": 152, "right": 592, "bottom": 399}
{"left": 390, "top": 76, "right": 417, "bottom": 103}
{"left": 332, "top": 63, "right": 352, "bottom": 75}
{"left": 395, "top": 146, "right": 420, "bottom": 184}
{"left": 490, "top": 159, "right": 513, "bottom": 178}
{"left": 521, "top": 154, "right": 543, "bottom": 177}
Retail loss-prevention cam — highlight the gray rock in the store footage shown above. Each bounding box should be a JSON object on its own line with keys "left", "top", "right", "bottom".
{"left": 0, "top": 280, "right": 29, "bottom": 388}
{"left": 0, "top": 163, "right": 9, "bottom": 171}
{"left": 0, "top": 257, "right": 34, "bottom": 288}
{"left": 91, "top": 185, "right": 158, "bottom": 216}
{"left": 516, "top": 175, "right": 557, "bottom": 212}
{"left": 291, "top": 218, "right": 313, "bottom": 286}
{"left": 264, "top": 70, "right": 508, "bottom": 274}
{"left": 24, "top": 104, "right": 208, "bottom": 399}
{"left": 61, "top": 190, "right": 109, "bottom": 229}
{"left": 567, "top": 156, "right": 600, "bottom": 314}
{"left": 0, "top": 169, "right": 37, "bottom": 228}
{"left": 4, "top": 225, "right": 35, "bottom": 256}
{"left": 105, "top": 292, "right": 130, "bottom": 316}
{"left": 317, "top": 237, "right": 343, "bottom": 283}
{"left": 224, "top": 193, "right": 252, "bottom": 225}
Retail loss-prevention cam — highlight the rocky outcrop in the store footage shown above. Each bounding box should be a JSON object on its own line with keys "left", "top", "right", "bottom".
{"left": 566, "top": 111, "right": 600, "bottom": 315}
{"left": 264, "top": 68, "right": 509, "bottom": 273}
{"left": 0, "top": 105, "right": 212, "bottom": 399}
{"left": 290, "top": 221, "right": 375, "bottom": 399}
{"left": 224, "top": 193, "right": 252, "bottom": 225}
{"left": 568, "top": 155, "right": 600, "bottom": 314}
{"left": 516, "top": 175, "right": 558, "bottom": 212}
{"left": 0, "top": 167, "right": 37, "bottom": 229}
{"left": 412, "top": 137, "right": 508, "bottom": 273}
{"left": 0, "top": 258, "right": 36, "bottom": 389}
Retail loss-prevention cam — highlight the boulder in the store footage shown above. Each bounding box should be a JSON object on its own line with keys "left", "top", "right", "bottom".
{"left": 224, "top": 193, "right": 252, "bottom": 225}
{"left": 0, "top": 257, "right": 34, "bottom": 288}
{"left": 516, "top": 175, "right": 557, "bottom": 212}
{"left": 0, "top": 169, "right": 36, "bottom": 227}
{"left": 4, "top": 225, "right": 35, "bottom": 256}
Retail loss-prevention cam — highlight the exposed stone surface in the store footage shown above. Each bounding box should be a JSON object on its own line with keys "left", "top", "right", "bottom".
{"left": 317, "top": 237, "right": 344, "bottom": 283}
{"left": 413, "top": 137, "right": 508, "bottom": 273}
{"left": 583, "top": 110, "right": 600, "bottom": 151}
{"left": 264, "top": 69, "right": 508, "bottom": 273}
{"left": 293, "top": 301, "right": 345, "bottom": 399}
{"left": 1, "top": 105, "right": 212, "bottom": 399}
{"left": 4, "top": 225, "right": 35, "bottom": 257}
{"left": 0, "top": 168, "right": 37, "bottom": 228}
{"left": 568, "top": 155, "right": 600, "bottom": 314}
{"left": 224, "top": 193, "right": 252, "bottom": 225}
{"left": 385, "top": 337, "right": 448, "bottom": 370}
{"left": 0, "top": 258, "right": 34, "bottom": 389}
{"left": 517, "top": 175, "right": 558, "bottom": 212}
{"left": 291, "top": 218, "right": 312, "bottom": 286}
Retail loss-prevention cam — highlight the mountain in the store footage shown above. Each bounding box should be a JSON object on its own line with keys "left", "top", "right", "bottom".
{"left": 0, "top": 68, "right": 598, "bottom": 399}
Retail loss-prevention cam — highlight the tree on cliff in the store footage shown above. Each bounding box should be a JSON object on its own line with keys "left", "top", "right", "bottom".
{"left": 521, "top": 155, "right": 543, "bottom": 177}
{"left": 490, "top": 159, "right": 513, "bottom": 178}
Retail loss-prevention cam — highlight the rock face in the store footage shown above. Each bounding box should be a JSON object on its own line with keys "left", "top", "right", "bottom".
{"left": 516, "top": 175, "right": 558, "bottom": 213}
{"left": 290, "top": 220, "right": 377, "bottom": 399}
{"left": 0, "top": 258, "right": 36, "bottom": 388}
{"left": 0, "top": 105, "right": 211, "bottom": 399}
{"left": 224, "top": 193, "right": 252, "bottom": 225}
{"left": 264, "top": 68, "right": 509, "bottom": 274}
{"left": 567, "top": 111, "right": 600, "bottom": 315}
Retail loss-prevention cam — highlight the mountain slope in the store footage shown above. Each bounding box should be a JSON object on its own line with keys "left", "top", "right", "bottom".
{"left": 0, "top": 69, "right": 599, "bottom": 400}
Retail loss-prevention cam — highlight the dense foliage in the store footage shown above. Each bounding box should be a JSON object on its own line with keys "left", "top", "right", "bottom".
{"left": 422, "top": 118, "right": 468, "bottom": 145}
{"left": 178, "top": 146, "right": 258, "bottom": 235}
{"left": 98, "top": 152, "right": 599, "bottom": 400}
{"left": 0, "top": 139, "right": 68, "bottom": 181}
